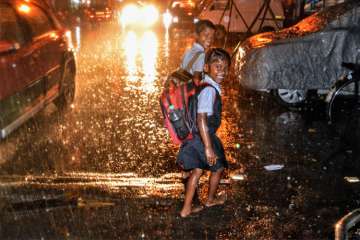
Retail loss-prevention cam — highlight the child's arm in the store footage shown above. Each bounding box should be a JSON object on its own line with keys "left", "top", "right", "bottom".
{"left": 197, "top": 113, "right": 217, "bottom": 166}
{"left": 193, "top": 72, "right": 202, "bottom": 86}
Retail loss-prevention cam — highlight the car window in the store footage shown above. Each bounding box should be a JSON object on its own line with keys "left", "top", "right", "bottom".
{"left": 17, "top": 4, "right": 54, "bottom": 38}
{"left": 0, "top": 4, "right": 25, "bottom": 45}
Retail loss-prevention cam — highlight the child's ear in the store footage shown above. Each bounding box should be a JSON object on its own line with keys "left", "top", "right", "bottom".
{"left": 204, "top": 64, "right": 209, "bottom": 73}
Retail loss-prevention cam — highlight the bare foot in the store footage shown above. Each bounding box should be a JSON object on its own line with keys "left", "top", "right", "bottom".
{"left": 180, "top": 205, "right": 204, "bottom": 218}
{"left": 205, "top": 194, "right": 226, "bottom": 207}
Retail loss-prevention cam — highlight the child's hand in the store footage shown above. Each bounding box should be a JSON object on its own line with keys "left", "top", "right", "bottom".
{"left": 205, "top": 147, "right": 217, "bottom": 166}
{"left": 197, "top": 113, "right": 218, "bottom": 166}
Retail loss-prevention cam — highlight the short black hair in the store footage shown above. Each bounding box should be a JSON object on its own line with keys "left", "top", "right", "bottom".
{"left": 205, "top": 48, "right": 231, "bottom": 67}
{"left": 195, "top": 19, "right": 216, "bottom": 34}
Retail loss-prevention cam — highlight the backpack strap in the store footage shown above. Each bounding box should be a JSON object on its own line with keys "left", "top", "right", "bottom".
{"left": 184, "top": 51, "right": 203, "bottom": 73}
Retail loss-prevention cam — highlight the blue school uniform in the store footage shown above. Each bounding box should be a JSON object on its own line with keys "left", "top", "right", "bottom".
{"left": 176, "top": 74, "right": 228, "bottom": 172}
{"left": 180, "top": 42, "right": 205, "bottom": 75}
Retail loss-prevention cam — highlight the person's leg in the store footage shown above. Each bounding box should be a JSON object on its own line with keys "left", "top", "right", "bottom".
{"left": 181, "top": 171, "right": 190, "bottom": 191}
{"left": 182, "top": 170, "right": 201, "bottom": 206}
{"left": 180, "top": 168, "right": 203, "bottom": 217}
{"left": 182, "top": 171, "right": 190, "bottom": 179}
{"left": 205, "top": 168, "right": 226, "bottom": 207}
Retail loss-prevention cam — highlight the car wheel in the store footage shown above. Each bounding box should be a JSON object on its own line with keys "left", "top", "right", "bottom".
{"left": 272, "top": 89, "right": 307, "bottom": 108}
{"left": 54, "top": 64, "right": 75, "bottom": 111}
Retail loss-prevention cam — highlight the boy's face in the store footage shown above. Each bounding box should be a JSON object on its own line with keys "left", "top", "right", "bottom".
{"left": 196, "top": 27, "right": 215, "bottom": 50}
{"left": 206, "top": 59, "right": 229, "bottom": 84}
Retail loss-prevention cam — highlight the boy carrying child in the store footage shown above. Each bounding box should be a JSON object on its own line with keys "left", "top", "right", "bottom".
{"left": 178, "top": 19, "right": 216, "bottom": 209}
{"left": 177, "top": 48, "right": 231, "bottom": 218}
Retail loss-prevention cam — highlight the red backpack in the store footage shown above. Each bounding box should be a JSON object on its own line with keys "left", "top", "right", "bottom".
{"left": 160, "top": 52, "right": 203, "bottom": 145}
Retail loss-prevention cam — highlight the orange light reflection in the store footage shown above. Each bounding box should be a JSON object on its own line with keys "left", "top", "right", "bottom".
{"left": 122, "top": 30, "right": 159, "bottom": 92}
{"left": 74, "top": 26, "right": 81, "bottom": 52}
{"left": 140, "top": 31, "right": 158, "bottom": 93}
{"left": 123, "top": 31, "right": 138, "bottom": 81}
{"left": 164, "top": 29, "right": 170, "bottom": 60}
{"left": 249, "top": 35, "right": 273, "bottom": 48}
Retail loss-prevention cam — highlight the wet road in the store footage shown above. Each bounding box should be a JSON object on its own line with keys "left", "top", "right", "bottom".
{"left": 0, "top": 23, "right": 359, "bottom": 239}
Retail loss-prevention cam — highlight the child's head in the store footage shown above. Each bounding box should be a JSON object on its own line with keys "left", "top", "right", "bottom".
{"left": 194, "top": 19, "right": 216, "bottom": 50}
{"left": 204, "top": 48, "right": 231, "bottom": 84}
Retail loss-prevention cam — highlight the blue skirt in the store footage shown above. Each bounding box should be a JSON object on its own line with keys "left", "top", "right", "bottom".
{"left": 176, "top": 134, "right": 228, "bottom": 172}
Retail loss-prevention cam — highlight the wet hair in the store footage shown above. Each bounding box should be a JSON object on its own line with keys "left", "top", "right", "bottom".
{"left": 195, "top": 19, "right": 216, "bottom": 34}
{"left": 205, "top": 48, "right": 231, "bottom": 67}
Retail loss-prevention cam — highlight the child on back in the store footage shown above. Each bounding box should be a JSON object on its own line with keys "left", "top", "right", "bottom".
{"left": 180, "top": 19, "right": 216, "bottom": 85}
{"left": 177, "top": 48, "right": 231, "bottom": 218}
{"left": 178, "top": 19, "right": 216, "bottom": 205}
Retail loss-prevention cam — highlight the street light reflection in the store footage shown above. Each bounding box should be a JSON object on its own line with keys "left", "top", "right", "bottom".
{"left": 140, "top": 31, "right": 158, "bottom": 93}
{"left": 0, "top": 172, "right": 184, "bottom": 197}
{"left": 123, "top": 31, "right": 138, "bottom": 80}
{"left": 122, "top": 30, "right": 159, "bottom": 92}
{"left": 74, "top": 26, "right": 81, "bottom": 52}
{"left": 164, "top": 29, "right": 170, "bottom": 60}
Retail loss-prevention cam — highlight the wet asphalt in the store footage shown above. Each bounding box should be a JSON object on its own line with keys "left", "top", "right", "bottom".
{"left": 0, "top": 22, "right": 359, "bottom": 239}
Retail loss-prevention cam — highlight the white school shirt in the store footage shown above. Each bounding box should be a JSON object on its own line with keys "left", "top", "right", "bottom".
{"left": 197, "top": 74, "right": 221, "bottom": 116}
{"left": 180, "top": 42, "right": 205, "bottom": 75}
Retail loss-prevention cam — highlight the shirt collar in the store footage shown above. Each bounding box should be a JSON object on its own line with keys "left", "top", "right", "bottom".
{"left": 194, "top": 42, "right": 205, "bottom": 52}
{"left": 204, "top": 74, "right": 221, "bottom": 95}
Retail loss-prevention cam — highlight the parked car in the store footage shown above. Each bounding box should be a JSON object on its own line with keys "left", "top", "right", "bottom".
{"left": 234, "top": 0, "right": 360, "bottom": 107}
{"left": 304, "top": 0, "right": 346, "bottom": 14}
{"left": 0, "top": 0, "right": 76, "bottom": 139}
{"left": 198, "top": 0, "right": 285, "bottom": 34}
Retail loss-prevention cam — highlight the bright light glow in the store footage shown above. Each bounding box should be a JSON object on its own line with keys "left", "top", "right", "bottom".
{"left": 120, "top": 4, "right": 159, "bottom": 28}
{"left": 122, "top": 30, "right": 158, "bottom": 92}
{"left": 140, "top": 31, "right": 158, "bottom": 92}
{"left": 142, "top": 5, "right": 159, "bottom": 27}
{"left": 344, "top": 176, "right": 360, "bottom": 183}
{"left": 163, "top": 10, "right": 172, "bottom": 29}
{"left": 172, "top": 0, "right": 195, "bottom": 9}
{"left": 164, "top": 28, "right": 170, "bottom": 59}
{"left": 0, "top": 172, "right": 184, "bottom": 193}
{"left": 235, "top": 47, "right": 246, "bottom": 71}
{"left": 173, "top": 16, "right": 179, "bottom": 23}
{"left": 74, "top": 26, "right": 81, "bottom": 51}
{"left": 123, "top": 31, "right": 138, "bottom": 78}
{"left": 17, "top": 4, "right": 30, "bottom": 13}
{"left": 64, "top": 30, "right": 74, "bottom": 50}
{"left": 187, "top": 0, "right": 195, "bottom": 8}
{"left": 121, "top": 4, "right": 139, "bottom": 27}
{"left": 49, "top": 32, "right": 58, "bottom": 39}
{"left": 250, "top": 35, "right": 273, "bottom": 48}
